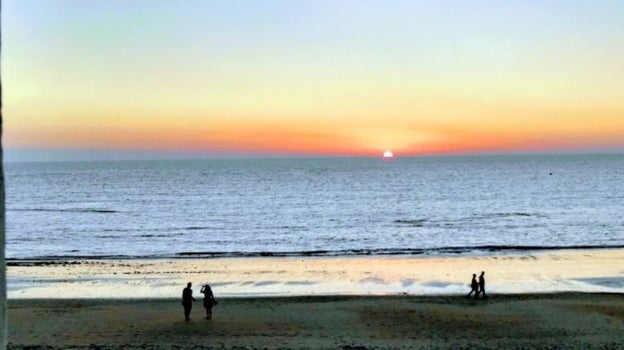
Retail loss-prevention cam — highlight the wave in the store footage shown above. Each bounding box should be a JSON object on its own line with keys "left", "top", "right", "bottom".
{"left": 394, "top": 213, "right": 547, "bottom": 228}
{"left": 98, "top": 227, "right": 223, "bottom": 233}
{"left": 10, "top": 244, "right": 624, "bottom": 261}
{"left": 394, "top": 213, "right": 552, "bottom": 230}
{"left": 185, "top": 226, "right": 210, "bottom": 230}
{"left": 394, "top": 219, "right": 427, "bottom": 227}
{"left": 93, "top": 233, "right": 185, "bottom": 239}
{"left": 175, "top": 244, "right": 624, "bottom": 258}
{"left": 10, "top": 208, "right": 118, "bottom": 214}
{"left": 470, "top": 212, "right": 548, "bottom": 219}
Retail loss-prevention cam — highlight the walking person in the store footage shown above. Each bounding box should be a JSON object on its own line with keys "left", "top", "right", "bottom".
{"left": 478, "top": 271, "right": 486, "bottom": 299}
{"left": 200, "top": 284, "right": 218, "bottom": 320}
{"left": 181, "top": 282, "right": 196, "bottom": 321}
{"left": 467, "top": 273, "right": 479, "bottom": 298}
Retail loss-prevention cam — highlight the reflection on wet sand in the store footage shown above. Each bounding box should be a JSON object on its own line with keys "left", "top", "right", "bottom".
{"left": 7, "top": 248, "right": 624, "bottom": 299}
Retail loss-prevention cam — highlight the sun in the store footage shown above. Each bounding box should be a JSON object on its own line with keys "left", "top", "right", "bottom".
{"left": 382, "top": 150, "right": 394, "bottom": 158}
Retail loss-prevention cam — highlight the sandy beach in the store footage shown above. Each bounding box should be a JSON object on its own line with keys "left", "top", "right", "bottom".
{"left": 5, "top": 249, "right": 624, "bottom": 348}
{"left": 8, "top": 293, "right": 624, "bottom": 349}
{"left": 7, "top": 217, "right": 624, "bottom": 350}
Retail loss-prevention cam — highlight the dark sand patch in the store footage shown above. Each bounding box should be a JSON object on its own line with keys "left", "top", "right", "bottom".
{"left": 7, "top": 293, "right": 624, "bottom": 349}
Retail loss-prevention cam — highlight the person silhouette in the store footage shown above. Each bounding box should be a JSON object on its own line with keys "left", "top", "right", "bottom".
{"left": 478, "top": 271, "right": 486, "bottom": 299}
{"left": 181, "top": 282, "right": 196, "bottom": 321}
{"left": 467, "top": 273, "right": 478, "bottom": 298}
{"left": 200, "top": 284, "right": 218, "bottom": 320}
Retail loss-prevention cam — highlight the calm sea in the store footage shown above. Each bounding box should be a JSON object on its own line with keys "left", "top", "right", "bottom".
{"left": 5, "top": 154, "right": 624, "bottom": 260}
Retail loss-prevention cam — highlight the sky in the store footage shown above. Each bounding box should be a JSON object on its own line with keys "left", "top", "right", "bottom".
{"left": 4, "top": 0, "right": 624, "bottom": 161}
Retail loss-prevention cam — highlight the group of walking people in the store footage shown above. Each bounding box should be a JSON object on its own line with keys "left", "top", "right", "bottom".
{"left": 182, "top": 282, "right": 218, "bottom": 321}
{"left": 467, "top": 271, "right": 487, "bottom": 299}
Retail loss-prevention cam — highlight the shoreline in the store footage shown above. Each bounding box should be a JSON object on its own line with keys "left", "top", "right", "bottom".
{"left": 8, "top": 293, "right": 624, "bottom": 349}
{"left": 9, "top": 243, "right": 624, "bottom": 261}
{"left": 7, "top": 248, "right": 624, "bottom": 299}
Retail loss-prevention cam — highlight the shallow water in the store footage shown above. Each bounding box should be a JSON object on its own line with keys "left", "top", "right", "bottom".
{"left": 7, "top": 249, "right": 624, "bottom": 298}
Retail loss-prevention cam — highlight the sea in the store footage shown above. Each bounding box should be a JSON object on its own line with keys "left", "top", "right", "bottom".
{"left": 5, "top": 154, "right": 624, "bottom": 260}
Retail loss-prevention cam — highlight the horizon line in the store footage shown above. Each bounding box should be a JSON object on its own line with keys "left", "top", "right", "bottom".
{"left": 4, "top": 147, "right": 624, "bottom": 163}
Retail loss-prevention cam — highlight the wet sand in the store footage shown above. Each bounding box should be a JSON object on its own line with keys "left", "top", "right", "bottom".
{"left": 8, "top": 293, "right": 624, "bottom": 349}
{"left": 8, "top": 248, "right": 624, "bottom": 298}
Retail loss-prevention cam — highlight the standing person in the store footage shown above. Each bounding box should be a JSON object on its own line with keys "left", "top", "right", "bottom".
{"left": 200, "top": 284, "right": 218, "bottom": 320}
{"left": 478, "top": 271, "right": 486, "bottom": 299}
{"left": 467, "top": 273, "right": 479, "bottom": 298}
{"left": 181, "top": 282, "right": 196, "bottom": 321}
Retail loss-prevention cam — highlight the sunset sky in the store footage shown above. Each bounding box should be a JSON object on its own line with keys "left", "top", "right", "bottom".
{"left": 4, "top": 0, "right": 624, "bottom": 161}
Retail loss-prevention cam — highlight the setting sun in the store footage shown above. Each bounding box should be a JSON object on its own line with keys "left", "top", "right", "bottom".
{"left": 383, "top": 151, "right": 394, "bottom": 158}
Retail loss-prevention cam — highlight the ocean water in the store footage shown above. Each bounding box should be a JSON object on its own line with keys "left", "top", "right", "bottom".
{"left": 5, "top": 154, "right": 624, "bottom": 260}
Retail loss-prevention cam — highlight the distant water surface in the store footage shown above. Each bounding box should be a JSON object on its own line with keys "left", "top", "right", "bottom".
{"left": 5, "top": 154, "right": 624, "bottom": 259}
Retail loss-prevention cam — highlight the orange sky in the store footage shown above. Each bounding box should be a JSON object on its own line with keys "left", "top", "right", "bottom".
{"left": 4, "top": 1, "right": 624, "bottom": 160}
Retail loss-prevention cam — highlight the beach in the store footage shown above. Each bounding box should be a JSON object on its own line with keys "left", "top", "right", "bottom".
{"left": 8, "top": 293, "right": 624, "bottom": 349}
{"left": 7, "top": 249, "right": 624, "bottom": 298}
{"left": 6, "top": 249, "right": 624, "bottom": 348}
